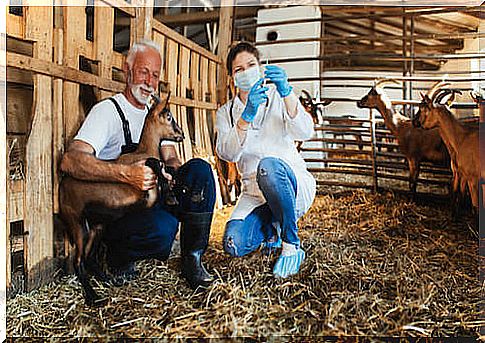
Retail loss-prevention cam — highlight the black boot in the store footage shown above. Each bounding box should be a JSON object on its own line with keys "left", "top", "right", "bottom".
{"left": 180, "top": 212, "right": 214, "bottom": 289}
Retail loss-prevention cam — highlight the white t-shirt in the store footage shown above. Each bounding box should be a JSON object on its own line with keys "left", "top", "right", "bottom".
{"left": 75, "top": 93, "right": 174, "bottom": 160}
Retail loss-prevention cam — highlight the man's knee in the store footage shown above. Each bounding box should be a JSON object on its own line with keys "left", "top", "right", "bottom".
{"left": 183, "top": 158, "right": 214, "bottom": 180}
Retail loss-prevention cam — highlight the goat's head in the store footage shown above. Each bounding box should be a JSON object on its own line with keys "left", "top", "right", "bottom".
{"left": 414, "top": 83, "right": 458, "bottom": 129}
{"left": 357, "top": 79, "right": 399, "bottom": 109}
{"left": 146, "top": 92, "right": 185, "bottom": 143}
{"left": 299, "top": 89, "right": 331, "bottom": 125}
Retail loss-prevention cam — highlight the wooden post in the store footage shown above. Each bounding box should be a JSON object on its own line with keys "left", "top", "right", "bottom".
{"left": 216, "top": 1, "right": 234, "bottom": 105}
{"left": 24, "top": 6, "right": 54, "bottom": 290}
{"left": 369, "top": 109, "right": 378, "bottom": 193}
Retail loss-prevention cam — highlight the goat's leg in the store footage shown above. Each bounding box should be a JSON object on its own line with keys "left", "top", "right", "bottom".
{"left": 70, "top": 220, "right": 106, "bottom": 307}
{"left": 408, "top": 159, "right": 420, "bottom": 197}
{"left": 355, "top": 134, "right": 363, "bottom": 151}
{"left": 469, "top": 179, "right": 479, "bottom": 210}
{"left": 84, "top": 225, "right": 111, "bottom": 284}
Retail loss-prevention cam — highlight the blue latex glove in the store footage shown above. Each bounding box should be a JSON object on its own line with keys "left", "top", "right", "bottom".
{"left": 241, "top": 78, "right": 268, "bottom": 123}
{"left": 273, "top": 247, "right": 305, "bottom": 278}
{"left": 264, "top": 65, "right": 293, "bottom": 98}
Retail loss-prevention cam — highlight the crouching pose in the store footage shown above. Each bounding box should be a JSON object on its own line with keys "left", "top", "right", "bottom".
{"left": 60, "top": 40, "right": 215, "bottom": 289}
{"left": 216, "top": 42, "right": 316, "bottom": 278}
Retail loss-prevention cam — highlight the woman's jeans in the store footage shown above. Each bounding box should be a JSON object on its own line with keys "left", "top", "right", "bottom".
{"left": 223, "top": 157, "right": 300, "bottom": 257}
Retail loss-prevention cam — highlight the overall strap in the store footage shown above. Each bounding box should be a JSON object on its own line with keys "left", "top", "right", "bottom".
{"left": 108, "top": 97, "right": 133, "bottom": 147}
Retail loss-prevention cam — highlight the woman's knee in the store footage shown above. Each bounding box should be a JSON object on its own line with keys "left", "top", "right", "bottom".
{"left": 223, "top": 220, "right": 250, "bottom": 257}
{"left": 257, "top": 157, "right": 283, "bottom": 176}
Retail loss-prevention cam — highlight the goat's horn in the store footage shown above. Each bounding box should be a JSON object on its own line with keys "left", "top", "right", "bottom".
{"left": 375, "top": 79, "right": 400, "bottom": 89}
{"left": 433, "top": 89, "right": 461, "bottom": 105}
{"left": 426, "top": 81, "right": 451, "bottom": 99}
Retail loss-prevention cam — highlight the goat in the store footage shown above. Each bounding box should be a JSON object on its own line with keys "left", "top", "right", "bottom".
{"left": 59, "top": 93, "right": 184, "bottom": 306}
{"left": 357, "top": 79, "right": 450, "bottom": 195}
{"left": 414, "top": 87, "right": 480, "bottom": 210}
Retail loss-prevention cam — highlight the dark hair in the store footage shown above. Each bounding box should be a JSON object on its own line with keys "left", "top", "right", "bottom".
{"left": 226, "top": 42, "right": 260, "bottom": 75}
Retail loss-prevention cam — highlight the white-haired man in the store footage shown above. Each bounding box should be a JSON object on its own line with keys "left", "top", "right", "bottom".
{"left": 61, "top": 40, "right": 216, "bottom": 289}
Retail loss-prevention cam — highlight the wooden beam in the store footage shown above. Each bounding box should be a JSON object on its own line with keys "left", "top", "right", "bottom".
{"left": 152, "top": 20, "right": 221, "bottom": 63}
{"left": 8, "top": 52, "right": 125, "bottom": 93}
{"left": 256, "top": 31, "right": 485, "bottom": 45}
{"left": 156, "top": 6, "right": 258, "bottom": 26}
{"left": 216, "top": 2, "right": 234, "bottom": 105}
{"left": 23, "top": 5, "right": 54, "bottom": 291}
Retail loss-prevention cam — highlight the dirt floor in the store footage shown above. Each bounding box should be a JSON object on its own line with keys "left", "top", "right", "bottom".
{"left": 7, "top": 190, "right": 482, "bottom": 339}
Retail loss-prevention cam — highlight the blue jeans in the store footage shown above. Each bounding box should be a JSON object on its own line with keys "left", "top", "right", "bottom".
{"left": 223, "top": 157, "right": 299, "bottom": 257}
{"left": 105, "top": 158, "right": 216, "bottom": 267}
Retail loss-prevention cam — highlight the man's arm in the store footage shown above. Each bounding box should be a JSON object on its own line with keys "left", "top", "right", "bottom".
{"left": 60, "top": 140, "right": 156, "bottom": 191}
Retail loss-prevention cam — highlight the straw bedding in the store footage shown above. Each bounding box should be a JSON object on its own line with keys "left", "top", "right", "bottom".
{"left": 7, "top": 190, "right": 482, "bottom": 338}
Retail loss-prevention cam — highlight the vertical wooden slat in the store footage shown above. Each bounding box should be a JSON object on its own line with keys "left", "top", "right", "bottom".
{"left": 134, "top": 3, "right": 153, "bottom": 42}
{"left": 23, "top": 6, "right": 54, "bottom": 290}
{"left": 95, "top": 6, "right": 115, "bottom": 101}
{"left": 190, "top": 52, "right": 202, "bottom": 153}
{"left": 216, "top": 2, "right": 234, "bottom": 105}
{"left": 52, "top": 28, "right": 64, "bottom": 214}
{"left": 63, "top": 6, "right": 85, "bottom": 143}
{"left": 152, "top": 31, "right": 165, "bottom": 79}
{"left": 3, "top": 17, "right": 10, "bottom": 287}
{"left": 179, "top": 46, "right": 192, "bottom": 162}
{"left": 208, "top": 61, "right": 218, "bottom": 137}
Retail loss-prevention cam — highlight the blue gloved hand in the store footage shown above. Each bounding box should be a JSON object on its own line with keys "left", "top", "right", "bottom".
{"left": 264, "top": 65, "right": 293, "bottom": 98}
{"left": 273, "top": 246, "right": 305, "bottom": 278}
{"left": 241, "top": 78, "right": 268, "bottom": 123}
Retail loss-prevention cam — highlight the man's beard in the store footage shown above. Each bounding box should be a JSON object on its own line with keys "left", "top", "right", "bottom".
{"left": 130, "top": 83, "right": 155, "bottom": 106}
{"left": 128, "top": 71, "right": 155, "bottom": 105}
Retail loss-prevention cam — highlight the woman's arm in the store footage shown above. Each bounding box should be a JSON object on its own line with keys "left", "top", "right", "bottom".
{"left": 215, "top": 104, "right": 248, "bottom": 162}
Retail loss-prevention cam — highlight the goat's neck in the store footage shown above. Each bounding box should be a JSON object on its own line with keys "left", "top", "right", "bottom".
{"left": 434, "top": 107, "right": 466, "bottom": 155}
{"left": 374, "top": 100, "right": 408, "bottom": 136}
{"left": 136, "top": 119, "right": 160, "bottom": 157}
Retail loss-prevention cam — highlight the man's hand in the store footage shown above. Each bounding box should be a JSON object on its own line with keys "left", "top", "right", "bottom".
{"left": 126, "top": 160, "right": 157, "bottom": 191}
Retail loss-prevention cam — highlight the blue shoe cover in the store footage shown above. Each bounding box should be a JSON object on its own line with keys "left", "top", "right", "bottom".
{"left": 273, "top": 248, "right": 305, "bottom": 278}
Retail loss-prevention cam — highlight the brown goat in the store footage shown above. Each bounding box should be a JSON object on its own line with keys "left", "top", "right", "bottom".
{"left": 357, "top": 79, "right": 450, "bottom": 195}
{"left": 415, "top": 89, "right": 480, "bottom": 209}
{"left": 59, "top": 94, "right": 184, "bottom": 306}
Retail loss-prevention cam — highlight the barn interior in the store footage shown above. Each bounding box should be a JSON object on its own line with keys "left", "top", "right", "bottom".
{"left": 4, "top": 1, "right": 484, "bottom": 339}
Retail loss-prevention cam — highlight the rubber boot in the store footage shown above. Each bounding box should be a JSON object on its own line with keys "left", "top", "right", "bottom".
{"left": 180, "top": 212, "right": 214, "bottom": 289}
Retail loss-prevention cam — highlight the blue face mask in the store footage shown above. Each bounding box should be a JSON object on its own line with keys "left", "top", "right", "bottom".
{"left": 234, "top": 66, "right": 262, "bottom": 91}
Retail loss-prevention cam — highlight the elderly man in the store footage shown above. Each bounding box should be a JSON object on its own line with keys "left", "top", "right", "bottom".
{"left": 60, "top": 40, "right": 215, "bottom": 289}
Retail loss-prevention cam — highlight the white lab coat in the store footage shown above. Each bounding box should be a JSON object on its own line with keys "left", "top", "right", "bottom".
{"left": 216, "top": 86, "right": 316, "bottom": 221}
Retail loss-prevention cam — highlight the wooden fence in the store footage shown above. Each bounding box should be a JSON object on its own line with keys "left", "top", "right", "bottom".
{"left": 6, "top": 4, "right": 221, "bottom": 293}
{"left": 300, "top": 110, "right": 454, "bottom": 194}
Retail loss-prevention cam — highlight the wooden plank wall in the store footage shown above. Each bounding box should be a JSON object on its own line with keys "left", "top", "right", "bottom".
{"left": 5, "top": 4, "right": 221, "bottom": 291}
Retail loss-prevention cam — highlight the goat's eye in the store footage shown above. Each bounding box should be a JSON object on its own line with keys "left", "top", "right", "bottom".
{"left": 166, "top": 112, "right": 172, "bottom": 122}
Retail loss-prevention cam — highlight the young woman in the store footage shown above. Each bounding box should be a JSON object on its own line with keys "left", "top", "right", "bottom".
{"left": 216, "top": 42, "right": 316, "bottom": 278}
